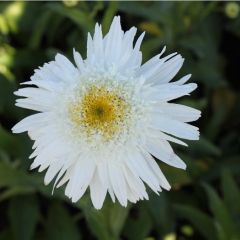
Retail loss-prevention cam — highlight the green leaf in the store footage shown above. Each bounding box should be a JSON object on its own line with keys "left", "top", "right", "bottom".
{"left": 0, "top": 161, "right": 33, "bottom": 188}
{"left": 45, "top": 202, "right": 81, "bottom": 240}
{"left": 102, "top": 2, "right": 118, "bottom": 34}
{"left": 174, "top": 204, "right": 218, "bottom": 240}
{"left": 47, "top": 3, "right": 94, "bottom": 31}
{"left": 203, "top": 184, "right": 238, "bottom": 239}
{"left": 29, "top": 11, "right": 52, "bottom": 49}
{"left": 108, "top": 202, "right": 130, "bottom": 237}
{"left": 79, "top": 198, "right": 130, "bottom": 240}
{"left": 118, "top": 2, "right": 175, "bottom": 23}
{"left": 161, "top": 164, "right": 192, "bottom": 188}
{"left": 0, "top": 186, "right": 34, "bottom": 202}
{"left": 0, "top": 125, "right": 27, "bottom": 158}
{"left": 84, "top": 209, "right": 110, "bottom": 240}
{"left": 0, "top": 160, "right": 66, "bottom": 201}
{"left": 188, "top": 135, "right": 221, "bottom": 157}
{"left": 123, "top": 203, "right": 153, "bottom": 240}
{"left": 221, "top": 169, "right": 240, "bottom": 215}
{"left": 8, "top": 195, "right": 39, "bottom": 240}
{"left": 0, "top": 229, "right": 13, "bottom": 240}
{"left": 146, "top": 193, "right": 174, "bottom": 236}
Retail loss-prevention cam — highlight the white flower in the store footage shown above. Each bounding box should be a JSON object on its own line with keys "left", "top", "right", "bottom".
{"left": 12, "top": 16, "right": 200, "bottom": 209}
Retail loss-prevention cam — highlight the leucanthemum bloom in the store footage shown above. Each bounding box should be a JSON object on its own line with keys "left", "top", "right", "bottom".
{"left": 12, "top": 16, "right": 201, "bottom": 209}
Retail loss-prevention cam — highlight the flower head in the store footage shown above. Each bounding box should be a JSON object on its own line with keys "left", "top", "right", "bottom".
{"left": 12, "top": 16, "right": 201, "bottom": 209}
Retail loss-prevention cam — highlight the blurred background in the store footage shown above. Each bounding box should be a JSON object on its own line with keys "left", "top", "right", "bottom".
{"left": 0, "top": 1, "right": 240, "bottom": 240}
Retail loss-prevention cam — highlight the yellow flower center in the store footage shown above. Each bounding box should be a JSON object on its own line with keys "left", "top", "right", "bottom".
{"left": 69, "top": 85, "right": 130, "bottom": 141}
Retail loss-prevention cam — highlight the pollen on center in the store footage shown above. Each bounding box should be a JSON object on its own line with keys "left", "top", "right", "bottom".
{"left": 68, "top": 85, "right": 130, "bottom": 140}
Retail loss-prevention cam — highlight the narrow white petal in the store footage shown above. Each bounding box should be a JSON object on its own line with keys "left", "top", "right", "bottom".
{"left": 104, "top": 16, "right": 123, "bottom": 65}
{"left": 97, "top": 160, "right": 116, "bottom": 202}
{"left": 156, "top": 131, "right": 188, "bottom": 146}
{"left": 108, "top": 163, "right": 128, "bottom": 207}
{"left": 15, "top": 101, "right": 49, "bottom": 112}
{"left": 52, "top": 159, "right": 75, "bottom": 192}
{"left": 44, "top": 161, "right": 63, "bottom": 185}
{"left": 55, "top": 53, "right": 78, "bottom": 77}
{"left": 125, "top": 149, "right": 160, "bottom": 193}
{"left": 86, "top": 32, "right": 94, "bottom": 65}
{"left": 90, "top": 171, "right": 108, "bottom": 209}
{"left": 150, "top": 54, "right": 184, "bottom": 84}
{"left": 158, "top": 103, "right": 201, "bottom": 122}
{"left": 93, "top": 24, "right": 104, "bottom": 67}
{"left": 56, "top": 166, "right": 74, "bottom": 188}
{"left": 173, "top": 74, "right": 192, "bottom": 85}
{"left": 150, "top": 115, "right": 199, "bottom": 140}
{"left": 148, "top": 83, "right": 197, "bottom": 102}
{"left": 12, "top": 113, "right": 51, "bottom": 133}
{"left": 142, "top": 150, "right": 171, "bottom": 190}
{"left": 73, "top": 48, "right": 85, "bottom": 71}
{"left": 68, "top": 157, "right": 95, "bottom": 202}
{"left": 22, "top": 79, "right": 64, "bottom": 92}
{"left": 118, "top": 27, "right": 137, "bottom": 69}
{"left": 123, "top": 165, "right": 148, "bottom": 200}
{"left": 145, "top": 139, "right": 186, "bottom": 169}
{"left": 139, "top": 50, "right": 177, "bottom": 80}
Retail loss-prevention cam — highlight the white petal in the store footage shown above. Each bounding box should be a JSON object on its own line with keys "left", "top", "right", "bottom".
{"left": 158, "top": 103, "right": 201, "bottom": 122}
{"left": 145, "top": 139, "right": 186, "bottom": 169}
{"left": 55, "top": 53, "right": 78, "bottom": 77}
{"left": 156, "top": 131, "right": 188, "bottom": 146}
{"left": 123, "top": 165, "right": 148, "bottom": 200}
{"left": 150, "top": 54, "right": 184, "bottom": 84}
{"left": 138, "top": 46, "right": 166, "bottom": 76}
{"left": 15, "top": 100, "right": 49, "bottom": 112}
{"left": 117, "top": 27, "right": 137, "bottom": 70}
{"left": 150, "top": 115, "right": 199, "bottom": 140}
{"left": 90, "top": 171, "right": 108, "bottom": 209}
{"left": 125, "top": 149, "right": 160, "bottom": 193}
{"left": 67, "top": 157, "right": 95, "bottom": 202}
{"left": 52, "top": 159, "right": 75, "bottom": 192}
{"left": 56, "top": 166, "right": 74, "bottom": 188}
{"left": 173, "top": 74, "right": 191, "bottom": 85}
{"left": 73, "top": 48, "right": 85, "bottom": 72}
{"left": 22, "top": 79, "right": 64, "bottom": 92}
{"left": 12, "top": 113, "right": 51, "bottom": 133}
{"left": 92, "top": 24, "right": 104, "bottom": 67}
{"left": 97, "top": 161, "right": 116, "bottom": 203}
{"left": 86, "top": 32, "right": 94, "bottom": 65}
{"left": 148, "top": 83, "right": 197, "bottom": 102}
{"left": 104, "top": 16, "right": 123, "bottom": 65}
{"left": 141, "top": 150, "right": 171, "bottom": 190}
{"left": 44, "top": 161, "right": 63, "bottom": 185}
{"left": 138, "top": 51, "right": 177, "bottom": 80}
{"left": 108, "top": 163, "right": 127, "bottom": 207}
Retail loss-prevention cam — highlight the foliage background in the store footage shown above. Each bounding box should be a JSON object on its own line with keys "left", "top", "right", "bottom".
{"left": 0, "top": 1, "right": 240, "bottom": 240}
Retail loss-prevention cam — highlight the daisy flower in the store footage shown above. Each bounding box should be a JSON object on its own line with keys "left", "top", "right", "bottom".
{"left": 12, "top": 16, "right": 200, "bottom": 209}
